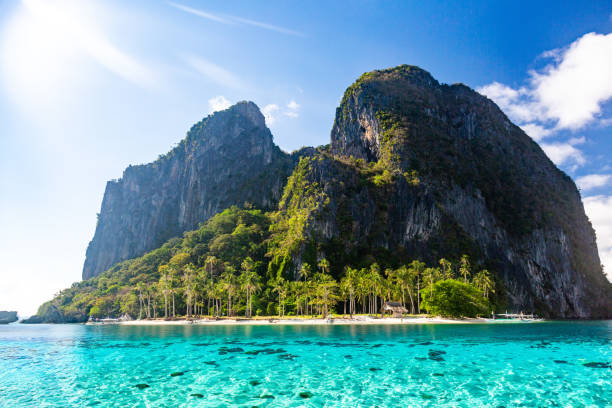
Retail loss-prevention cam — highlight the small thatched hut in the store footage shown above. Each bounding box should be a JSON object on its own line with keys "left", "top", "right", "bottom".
{"left": 383, "top": 302, "right": 408, "bottom": 318}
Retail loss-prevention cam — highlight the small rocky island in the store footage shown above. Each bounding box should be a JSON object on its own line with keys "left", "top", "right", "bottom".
{"left": 0, "top": 311, "right": 18, "bottom": 324}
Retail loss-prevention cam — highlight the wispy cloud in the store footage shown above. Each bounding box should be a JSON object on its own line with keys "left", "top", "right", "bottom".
{"left": 168, "top": 2, "right": 304, "bottom": 37}
{"left": 262, "top": 104, "right": 280, "bottom": 125}
{"left": 576, "top": 174, "right": 612, "bottom": 191}
{"left": 540, "top": 141, "right": 586, "bottom": 167}
{"left": 182, "top": 54, "right": 242, "bottom": 89}
{"left": 261, "top": 100, "right": 301, "bottom": 125}
{"left": 208, "top": 95, "right": 231, "bottom": 113}
{"left": 284, "top": 100, "right": 300, "bottom": 118}
{"left": 167, "top": 2, "right": 232, "bottom": 24}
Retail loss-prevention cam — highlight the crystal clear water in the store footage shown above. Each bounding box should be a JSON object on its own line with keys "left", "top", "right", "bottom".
{"left": 0, "top": 321, "right": 610, "bottom": 407}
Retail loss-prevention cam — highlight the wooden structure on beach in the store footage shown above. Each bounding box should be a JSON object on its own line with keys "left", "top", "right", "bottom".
{"left": 383, "top": 302, "right": 408, "bottom": 317}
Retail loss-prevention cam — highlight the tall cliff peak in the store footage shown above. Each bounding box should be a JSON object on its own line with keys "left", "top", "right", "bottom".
{"left": 82, "top": 101, "right": 294, "bottom": 279}
{"left": 76, "top": 65, "right": 610, "bottom": 318}
{"left": 301, "top": 64, "right": 610, "bottom": 317}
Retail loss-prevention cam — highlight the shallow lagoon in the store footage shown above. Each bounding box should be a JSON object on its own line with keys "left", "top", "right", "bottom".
{"left": 1, "top": 321, "right": 610, "bottom": 407}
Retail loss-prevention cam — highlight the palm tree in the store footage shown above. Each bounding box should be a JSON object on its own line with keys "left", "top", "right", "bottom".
{"left": 150, "top": 282, "right": 158, "bottom": 319}
{"left": 409, "top": 260, "right": 425, "bottom": 314}
{"left": 392, "top": 265, "right": 416, "bottom": 314}
{"left": 205, "top": 256, "right": 220, "bottom": 281}
{"left": 271, "top": 276, "right": 287, "bottom": 317}
{"left": 183, "top": 264, "right": 196, "bottom": 318}
{"left": 298, "top": 262, "right": 312, "bottom": 282}
{"left": 145, "top": 284, "right": 152, "bottom": 318}
{"left": 355, "top": 268, "right": 370, "bottom": 314}
{"left": 240, "top": 257, "right": 261, "bottom": 318}
{"left": 473, "top": 269, "right": 495, "bottom": 298}
{"left": 439, "top": 258, "right": 453, "bottom": 280}
{"left": 168, "top": 264, "right": 181, "bottom": 318}
{"left": 317, "top": 258, "right": 330, "bottom": 275}
{"left": 369, "top": 263, "right": 382, "bottom": 315}
{"left": 158, "top": 265, "right": 171, "bottom": 318}
{"left": 459, "top": 255, "right": 471, "bottom": 283}
{"left": 136, "top": 282, "right": 146, "bottom": 320}
{"left": 339, "top": 277, "right": 350, "bottom": 316}
{"left": 212, "top": 280, "right": 224, "bottom": 317}
{"left": 220, "top": 265, "right": 238, "bottom": 317}
{"left": 423, "top": 267, "right": 440, "bottom": 300}
{"left": 291, "top": 281, "right": 304, "bottom": 315}
{"left": 314, "top": 273, "right": 338, "bottom": 317}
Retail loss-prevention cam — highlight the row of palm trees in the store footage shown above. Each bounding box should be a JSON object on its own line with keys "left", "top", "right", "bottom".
{"left": 132, "top": 254, "right": 494, "bottom": 320}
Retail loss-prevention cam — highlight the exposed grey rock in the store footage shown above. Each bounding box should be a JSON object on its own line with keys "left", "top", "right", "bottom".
{"left": 0, "top": 311, "right": 18, "bottom": 324}
{"left": 295, "top": 65, "right": 611, "bottom": 318}
{"left": 83, "top": 102, "right": 294, "bottom": 279}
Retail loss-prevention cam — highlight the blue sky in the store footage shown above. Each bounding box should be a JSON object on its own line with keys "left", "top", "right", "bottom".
{"left": 1, "top": 0, "right": 611, "bottom": 316}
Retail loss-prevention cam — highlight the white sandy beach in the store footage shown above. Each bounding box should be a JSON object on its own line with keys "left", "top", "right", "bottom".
{"left": 97, "top": 316, "right": 537, "bottom": 326}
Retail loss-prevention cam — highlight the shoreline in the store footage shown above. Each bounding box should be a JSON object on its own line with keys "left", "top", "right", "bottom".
{"left": 89, "top": 316, "right": 544, "bottom": 326}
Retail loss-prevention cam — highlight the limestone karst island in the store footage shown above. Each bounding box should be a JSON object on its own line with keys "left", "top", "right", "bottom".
{"left": 1, "top": 1, "right": 611, "bottom": 407}
{"left": 27, "top": 66, "right": 612, "bottom": 323}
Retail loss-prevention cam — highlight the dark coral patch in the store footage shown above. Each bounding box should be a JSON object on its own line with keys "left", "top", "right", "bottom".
{"left": 583, "top": 362, "right": 610, "bottom": 368}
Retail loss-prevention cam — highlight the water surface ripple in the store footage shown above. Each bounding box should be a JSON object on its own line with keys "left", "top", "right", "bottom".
{"left": 0, "top": 321, "right": 610, "bottom": 407}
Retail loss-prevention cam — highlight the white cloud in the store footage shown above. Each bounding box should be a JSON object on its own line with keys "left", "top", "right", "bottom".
{"left": 261, "top": 100, "right": 300, "bottom": 124}
{"left": 478, "top": 32, "right": 612, "bottom": 171}
{"left": 208, "top": 95, "right": 231, "bottom": 113}
{"left": 540, "top": 141, "right": 586, "bottom": 166}
{"left": 182, "top": 54, "right": 241, "bottom": 89}
{"left": 576, "top": 174, "right": 612, "bottom": 191}
{"left": 168, "top": 2, "right": 304, "bottom": 37}
{"left": 262, "top": 104, "right": 280, "bottom": 125}
{"left": 583, "top": 195, "right": 612, "bottom": 280}
{"left": 520, "top": 123, "right": 553, "bottom": 141}
{"left": 532, "top": 33, "right": 612, "bottom": 130}
{"left": 284, "top": 100, "right": 300, "bottom": 118}
{"left": 479, "top": 32, "right": 612, "bottom": 132}
{"left": 478, "top": 82, "right": 539, "bottom": 123}
{"left": 567, "top": 136, "right": 586, "bottom": 145}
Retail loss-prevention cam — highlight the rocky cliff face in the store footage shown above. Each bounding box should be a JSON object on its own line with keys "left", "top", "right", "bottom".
{"left": 83, "top": 101, "right": 293, "bottom": 279}
{"left": 80, "top": 66, "right": 610, "bottom": 318}
{"left": 288, "top": 65, "right": 610, "bottom": 318}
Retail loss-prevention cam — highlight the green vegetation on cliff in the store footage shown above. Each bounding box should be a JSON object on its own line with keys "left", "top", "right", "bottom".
{"left": 27, "top": 64, "right": 611, "bottom": 321}
{"left": 30, "top": 203, "right": 498, "bottom": 322}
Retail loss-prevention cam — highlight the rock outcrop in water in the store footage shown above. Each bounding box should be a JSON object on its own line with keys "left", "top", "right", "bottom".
{"left": 82, "top": 102, "right": 294, "bottom": 279}
{"left": 0, "top": 311, "right": 18, "bottom": 324}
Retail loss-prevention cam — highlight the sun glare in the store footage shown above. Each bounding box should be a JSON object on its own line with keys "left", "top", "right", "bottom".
{"left": 1, "top": 0, "right": 87, "bottom": 110}
{"left": 1, "top": 0, "right": 153, "bottom": 114}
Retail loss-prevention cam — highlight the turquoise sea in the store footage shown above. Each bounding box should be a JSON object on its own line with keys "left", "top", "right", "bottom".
{"left": 0, "top": 321, "right": 610, "bottom": 407}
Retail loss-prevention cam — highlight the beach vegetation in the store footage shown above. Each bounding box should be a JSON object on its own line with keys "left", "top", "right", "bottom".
{"left": 31, "top": 206, "right": 501, "bottom": 322}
